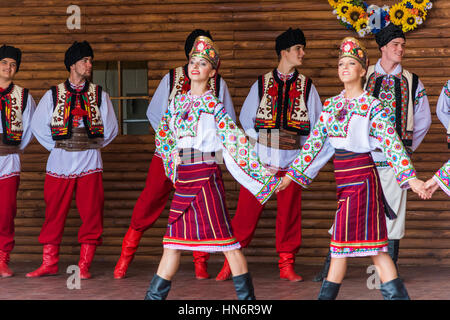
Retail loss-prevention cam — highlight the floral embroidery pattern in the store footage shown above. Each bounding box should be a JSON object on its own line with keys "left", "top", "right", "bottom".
{"left": 215, "top": 105, "right": 273, "bottom": 182}
{"left": 434, "top": 161, "right": 450, "bottom": 196}
{"left": 445, "top": 82, "right": 450, "bottom": 98}
{"left": 0, "top": 84, "right": 26, "bottom": 144}
{"left": 51, "top": 82, "right": 103, "bottom": 138}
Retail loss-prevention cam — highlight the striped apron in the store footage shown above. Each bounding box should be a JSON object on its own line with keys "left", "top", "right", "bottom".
{"left": 162, "top": 152, "right": 240, "bottom": 252}
{"left": 330, "top": 149, "right": 391, "bottom": 258}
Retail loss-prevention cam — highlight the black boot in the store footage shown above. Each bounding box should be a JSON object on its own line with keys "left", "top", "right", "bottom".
{"left": 388, "top": 240, "right": 401, "bottom": 278}
{"left": 317, "top": 280, "right": 341, "bottom": 300}
{"left": 380, "top": 278, "right": 410, "bottom": 300}
{"left": 232, "top": 272, "right": 256, "bottom": 300}
{"left": 144, "top": 274, "right": 172, "bottom": 300}
{"left": 388, "top": 240, "right": 400, "bottom": 267}
{"left": 313, "top": 250, "right": 331, "bottom": 282}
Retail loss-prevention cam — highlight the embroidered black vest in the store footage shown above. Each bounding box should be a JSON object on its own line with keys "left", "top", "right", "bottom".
{"left": 0, "top": 83, "right": 29, "bottom": 146}
{"left": 50, "top": 80, "right": 104, "bottom": 141}
{"left": 168, "top": 65, "right": 221, "bottom": 104}
{"left": 365, "top": 66, "right": 419, "bottom": 147}
{"left": 255, "top": 69, "right": 312, "bottom": 135}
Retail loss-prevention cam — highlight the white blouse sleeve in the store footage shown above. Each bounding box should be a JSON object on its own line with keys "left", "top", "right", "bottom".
{"left": 147, "top": 73, "right": 171, "bottom": 132}
{"left": 411, "top": 80, "right": 431, "bottom": 152}
{"left": 239, "top": 81, "right": 260, "bottom": 141}
{"left": 218, "top": 78, "right": 237, "bottom": 123}
{"left": 100, "top": 91, "right": 118, "bottom": 148}
{"left": 31, "top": 90, "right": 54, "bottom": 152}
{"left": 19, "top": 94, "right": 36, "bottom": 150}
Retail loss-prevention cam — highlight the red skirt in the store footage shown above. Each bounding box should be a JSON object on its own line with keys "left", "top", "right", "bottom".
{"left": 330, "top": 150, "right": 389, "bottom": 258}
{"left": 163, "top": 162, "right": 240, "bottom": 252}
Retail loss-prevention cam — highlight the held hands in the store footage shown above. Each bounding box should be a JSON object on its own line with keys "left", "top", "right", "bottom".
{"left": 276, "top": 175, "right": 292, "bottom": 193}
{"left": 424, "top": 177, "right": 440, "bottom": 197}
{"left": 408, "top": 178, "right": 432, "bottom": 200}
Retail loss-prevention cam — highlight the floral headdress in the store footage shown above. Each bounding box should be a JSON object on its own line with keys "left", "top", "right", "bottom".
{"left": 189, "top": 36, "right": 220, "bottom": 69}
{"left": 339, "top": 37, "right": 368, "bottom": 69}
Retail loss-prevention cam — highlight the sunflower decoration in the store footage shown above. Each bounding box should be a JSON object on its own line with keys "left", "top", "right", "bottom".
{"left": 328, "top": 0, "right": 346, "bottom": 9}
{"left": 402, "top": 12, "right": 418, "bottom": 32}
{"left": 345, "top": 5, "right": 366, "bottom": 27}
{"left": 389, "top": 3, "right": 407, "bottom": 26}
{"left": 336, "top": 2, "right": 352, "bottom": 20}
{"left": 408, "top": 0, "right": 432, "bottom": 10}
{"left": 329, "top": 0, "right": 433, "bottom": 37}
{"left": 354, "top": 18, "right": 370, "bottom": 37}
{"left": 413, "top": 6, "right": 427, "bottom": 25}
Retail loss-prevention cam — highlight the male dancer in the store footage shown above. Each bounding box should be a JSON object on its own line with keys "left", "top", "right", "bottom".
{"left": 114, "top": 29, "right": 236, "bottom": 280}
{"left": 27, "top": 41, "right": 118, "bottom": 279}
{"left": 215, "top": 27, "right": 323, "bottom": 282}
{"left": 314, "top": 24, "right": 431, "bottom": 281}
{"left": 0, "top": 45, "right": 36, "bottom": 277}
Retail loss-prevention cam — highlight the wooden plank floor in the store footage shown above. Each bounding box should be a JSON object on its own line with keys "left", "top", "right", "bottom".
{"left": 1, "top": 257, "right": 450, "bottom": 300}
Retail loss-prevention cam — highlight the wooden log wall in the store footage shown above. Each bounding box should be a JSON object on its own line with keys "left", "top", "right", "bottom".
{"left": 5, "top": 0, "right": 449, "bottom": 266}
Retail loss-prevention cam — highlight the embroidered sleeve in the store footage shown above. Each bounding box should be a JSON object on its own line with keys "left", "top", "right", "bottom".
{"left": 414, "top": 88, "right": 427, "bottom": 106}
{"left": 369, "top": 101, "right": 417, "bottom": 188}
{"left": 286, "top": 102, "right": 335, "bottom": 187}
{"left": 155, "top": 102, "right": 178, "bottom": 183}
{"left": 445, "top": 81, "right": 450, "bottom": 98}
{"left": 215, "top": 102, "right": 280, "bottom": 204}
{"left": 433, "top": 160, "right": 450, "bottom": 197}
{"left": 436, "top": 81, "right": 450, "bottom": 129}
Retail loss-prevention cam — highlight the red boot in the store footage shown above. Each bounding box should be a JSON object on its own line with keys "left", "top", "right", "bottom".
{"left": 114, "top": 227, "right": 143, "bottom": 279}
{"left": 279, "top": 252, "right": 303, "bottom": 282}
{"left": 79, "top": 244, "right": 96, "bottom": 279}
{"left": 215, "top": 258, "right": 232, "bottom": 281}
{"left": 0, "top": 250, "right": 14, "bottom": 278}
{"left": 26, "top": 244, "right": 59, "bottom": 277}
{"left": 193, "top": 251, "right": 210, "bottom": 280}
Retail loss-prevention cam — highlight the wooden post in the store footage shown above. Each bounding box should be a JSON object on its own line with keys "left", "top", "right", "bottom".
{"left": 117, "top": 60, "right": 123, "bottom": 135}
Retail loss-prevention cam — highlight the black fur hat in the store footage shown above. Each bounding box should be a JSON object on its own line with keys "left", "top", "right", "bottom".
{"left": 64, "top": 41, "right": 94, "bottom": 71}
{"left": 0, "top": 45, "right": 22, "bottom": 72}
{"left": 275, "top": 28, "right": 306, "bottom": 56}
{"left": 375, "top": 23, "right": 406, "bottom": 49}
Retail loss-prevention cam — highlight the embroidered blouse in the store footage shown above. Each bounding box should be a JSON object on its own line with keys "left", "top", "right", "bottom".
{"left": 155, "top": 90, "right": 280, "bottom": 204}
{"left": 286, "top": 91, "right": 417, "bottom": 188}
{"left": 31, "top": 82, "right": 118, "bottom": 178}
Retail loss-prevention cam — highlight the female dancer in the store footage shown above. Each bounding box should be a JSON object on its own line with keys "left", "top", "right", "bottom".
{"left": 276, "top": 37, "right": 429, "bottom": 300}
{"left": 144, "top": 36, "right": 280, "bottom": 300}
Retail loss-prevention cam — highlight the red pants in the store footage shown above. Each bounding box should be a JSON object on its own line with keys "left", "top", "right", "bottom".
{"left": 231, "top": 171, "right": 302, "bottom": 254}
{"left": 130, "top": 154, "right": 174, "bottom": 232}
{"left": 0, "top": 176, "right": 20, "bottom": 253}
{"left": 38, "top": 172, "right": 104, "bottom": 245}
